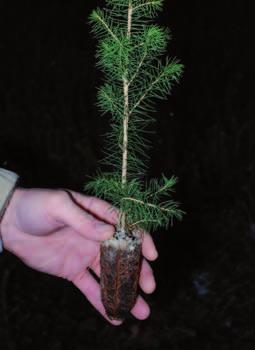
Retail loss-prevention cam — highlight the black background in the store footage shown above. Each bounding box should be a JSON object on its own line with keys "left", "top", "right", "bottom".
{"left": 0, "top": 1, "right": 255, "bottom": 349}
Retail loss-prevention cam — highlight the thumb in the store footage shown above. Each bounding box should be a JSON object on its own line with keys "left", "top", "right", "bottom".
{"left": 52, "top": 192, "right": 115, "bottom": 241}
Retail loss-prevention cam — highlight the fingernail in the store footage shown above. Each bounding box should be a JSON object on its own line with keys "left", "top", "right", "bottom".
{"left": 111, "top": 319, "right": 123, "bottom": 326}
{"left": 140, "top": 304, "right": 150, "bottom": 320}
{"left": 153, "top": 249, "right": 159, "bottom": 260}
{"left": 148, "top": 249, "right": 158, "bottom": 261}
{"left": 145, "top": 278, "right": 156, "bottom": 293}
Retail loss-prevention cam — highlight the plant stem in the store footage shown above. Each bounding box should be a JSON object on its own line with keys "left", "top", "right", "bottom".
{"left": 122, "top": 77, "right": 129, "bottom": 187}
{"left": 120, "top": 2, "right": 133, "bottom": 231}
{"left": 127, "top": 2, "right": 133, "bottom": 40}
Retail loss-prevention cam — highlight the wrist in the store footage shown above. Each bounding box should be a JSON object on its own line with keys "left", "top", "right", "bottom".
{"left": 0, "top": 188, "right": 23, "bottom": 252}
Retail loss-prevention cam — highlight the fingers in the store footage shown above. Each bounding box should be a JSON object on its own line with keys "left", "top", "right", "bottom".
{"left": 52, "top": 192, "right": 115, "bottom": 241}
{"left": 72, "top": 270, "right": 122, "bottom": 326}
{"left": 73, "top": 269, "right": 151, "bottom": 323}
{"left": 66, "top": 191, "right": 119, "bottom": 225}
{"left": 131, "top": 295, "right": 150, "bottom": 320}
{"left": 142, "top": 233, "right": 158, "bottom": 261}
{"left": 74, "top": 267, "right": 151, "bottom": 322}
{"left": 139, "top": 259, "right": 156, "bottom": 294}
{"left": 90, "top": 253, "right": 101, "bottom": 276}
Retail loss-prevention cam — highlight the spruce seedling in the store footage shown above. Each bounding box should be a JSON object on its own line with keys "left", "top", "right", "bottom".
{"left": 85, "top": 0, "right": 184, "bottom": 320}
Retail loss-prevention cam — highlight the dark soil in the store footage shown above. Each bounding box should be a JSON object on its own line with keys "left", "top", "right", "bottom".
{"left": 100, "top": 233, "right": 142, "bottom": 320}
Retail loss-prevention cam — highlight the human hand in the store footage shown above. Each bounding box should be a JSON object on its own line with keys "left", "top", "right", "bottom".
{"left": 0, "top": 188, "right": 158, "bottom": 325}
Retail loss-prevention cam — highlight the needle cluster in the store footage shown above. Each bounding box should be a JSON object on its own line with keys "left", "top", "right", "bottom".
{"left": 85, "top": 0, "right": 184, "bottom": 232}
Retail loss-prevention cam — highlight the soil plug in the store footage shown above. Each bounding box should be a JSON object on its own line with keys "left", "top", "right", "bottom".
{"left": 101, "top": 229, "right": 143, "bottom": 320}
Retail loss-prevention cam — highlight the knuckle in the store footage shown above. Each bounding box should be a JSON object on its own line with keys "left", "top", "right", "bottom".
{"left": 49, "top": 189, "right": 70, "bottom": 207}
{"left": 72, "top": 270, "right": 87, "bottom": 285}
{"left": 85, "top": 196, "right": 96, "bottom": 210}
{"left": 89, "top": 219, "right": 99, "bottom": 232}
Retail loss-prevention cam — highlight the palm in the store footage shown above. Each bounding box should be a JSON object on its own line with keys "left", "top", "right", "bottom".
{"left": 1, "top": 188, "right": 158, "bottom": 325}
{"left": 9, "top": 225, "right": 100, "bottom": 281}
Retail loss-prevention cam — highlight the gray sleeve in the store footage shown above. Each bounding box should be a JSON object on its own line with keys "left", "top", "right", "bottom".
{"left": 0, "top": 168, "right": 19, "bottom": 253}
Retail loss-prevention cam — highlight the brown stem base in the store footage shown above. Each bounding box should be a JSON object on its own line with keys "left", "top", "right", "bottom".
{"left": 100, "top": 230, "right": 142, "bottom": 321}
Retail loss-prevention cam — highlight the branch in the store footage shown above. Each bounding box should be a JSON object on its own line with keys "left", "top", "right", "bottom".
{"left": 130, "top": 218, "right": 158, "bottom": 229}
{"left": 128, "top": 49, "right": 147, "bottom": 87}
{"left": 91, "top": 10, "right": 121, "bottom": 44}
{"left": 148, "top": 176, "right": 177, "bottom": 198}
{"left": 122, "top": 196, "right": 176, "bottom": 214}
{"left": 99, "top": 88, "right": 121, "bottom": 114}
{"left": 129, "top": 68, "right": 166, "bottom": 115}
{"left": 133, "top": 1, "right": 162, "bottom": 12}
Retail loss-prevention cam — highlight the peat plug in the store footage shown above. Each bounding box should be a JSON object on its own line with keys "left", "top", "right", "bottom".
{"left": 101, "top": 230, "right": 142, "bottom": 320}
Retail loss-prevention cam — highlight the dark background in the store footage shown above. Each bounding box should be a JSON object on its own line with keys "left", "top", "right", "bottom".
{"left": 0, "top": 0, "right": 255, "bottom": 349}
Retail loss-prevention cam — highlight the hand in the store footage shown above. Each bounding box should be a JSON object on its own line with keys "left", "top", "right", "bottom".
{"left": 0, "top": 188, "right": 158, "bottom": 325}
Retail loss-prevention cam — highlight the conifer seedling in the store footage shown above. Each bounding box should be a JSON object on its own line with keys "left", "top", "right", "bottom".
{"left": 85, "top": 0, "right": 184, "bottom": 321}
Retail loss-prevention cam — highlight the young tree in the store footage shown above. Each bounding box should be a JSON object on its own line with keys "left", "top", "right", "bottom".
{"left": 85, "top": 0, "right": 184, "bottom": 320}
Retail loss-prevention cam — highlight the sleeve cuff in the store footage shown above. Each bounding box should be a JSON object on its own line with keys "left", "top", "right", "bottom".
{"left": 0, "top": 168, "right": 19, "bottom": 253}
